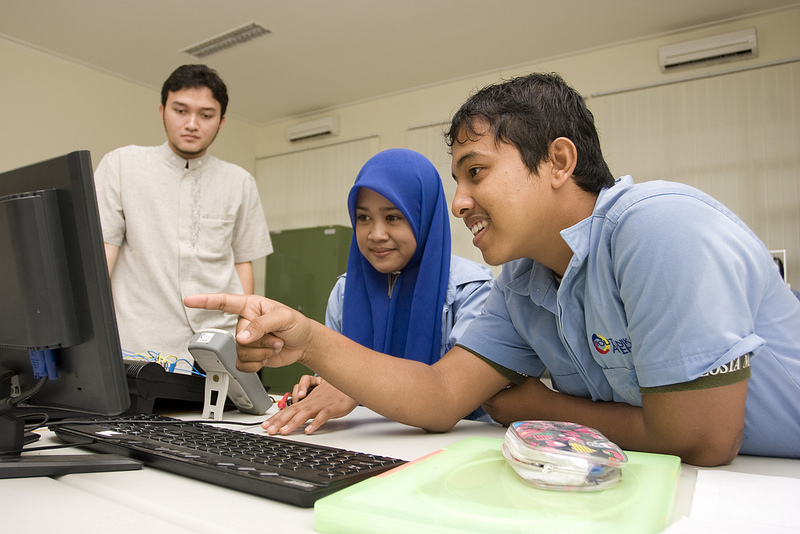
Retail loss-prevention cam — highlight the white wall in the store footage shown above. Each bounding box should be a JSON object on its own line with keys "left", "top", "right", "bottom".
{"left": 253, "top": 6, "right": 800, "bottom": 288}
{"left": 254, "top": 8, "right": 800, "bottom": 157}
{"left": 0, "top": 38, "right": 257, "bottom": 175}
{"left": 2, "top": 6, "right": 799, "bottom": 292}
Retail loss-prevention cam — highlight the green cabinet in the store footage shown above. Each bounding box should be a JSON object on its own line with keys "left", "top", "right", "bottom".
{"left": 260, "top": 225, "right": 352, "bottom": 394}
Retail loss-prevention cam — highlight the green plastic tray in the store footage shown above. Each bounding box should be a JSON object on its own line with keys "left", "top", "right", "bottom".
{"left": 315, "top": 436, "right": 680, "bottom": 533}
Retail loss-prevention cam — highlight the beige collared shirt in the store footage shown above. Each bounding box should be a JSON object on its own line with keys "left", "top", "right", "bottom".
{"left": 95, "top": 143, "right": 272, "bottom": 363}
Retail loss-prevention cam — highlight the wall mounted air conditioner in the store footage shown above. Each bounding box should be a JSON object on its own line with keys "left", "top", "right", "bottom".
{"left": 286, "top": 116, "right": 339, "bottom": 142}
{"left": 659, "top": 28, "right": 757, "bottom": 71}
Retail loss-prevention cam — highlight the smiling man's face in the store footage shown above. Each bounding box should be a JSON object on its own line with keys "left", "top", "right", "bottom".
{"left": 450, "top": 120, "right": 559, "bottom": 267}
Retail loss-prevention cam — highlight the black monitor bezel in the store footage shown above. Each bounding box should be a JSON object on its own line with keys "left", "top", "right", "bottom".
{"left": 0, "top": 150, "right": 129, "bottom": 427}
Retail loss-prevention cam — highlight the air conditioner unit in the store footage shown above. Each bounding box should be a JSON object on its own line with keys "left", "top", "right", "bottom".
{"left": 659, "top": 28, "right": 757, "bottom": 71}
{"left": 285, "top": 116, "right": 339, "bottom": 142}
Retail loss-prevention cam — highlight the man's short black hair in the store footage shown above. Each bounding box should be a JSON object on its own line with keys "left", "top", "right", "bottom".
{"left": 446, "top": 72, "right": 615, "bottom": 193}
{"left": 161, "top": 64, "right": 229, "bottom": 116}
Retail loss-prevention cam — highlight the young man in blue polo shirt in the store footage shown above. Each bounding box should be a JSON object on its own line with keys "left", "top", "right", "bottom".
{"left": 186, "top": 72, "right": 800, "bottom": 467}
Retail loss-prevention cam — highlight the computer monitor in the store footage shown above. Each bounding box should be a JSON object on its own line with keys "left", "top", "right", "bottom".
{"left": 0, "top": 151, "right": 133, "bottom": 476}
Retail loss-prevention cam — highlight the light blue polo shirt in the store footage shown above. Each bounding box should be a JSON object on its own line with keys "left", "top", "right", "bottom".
{"left": 458, "top": 176, "right": 800, "bottom": 458}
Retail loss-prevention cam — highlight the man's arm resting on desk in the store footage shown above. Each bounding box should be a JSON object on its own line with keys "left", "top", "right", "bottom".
{"left": 481, "top": 375, "right": 747, "bottom": 467}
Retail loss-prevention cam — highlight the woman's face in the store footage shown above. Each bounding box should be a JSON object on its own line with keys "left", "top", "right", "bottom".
{"left": 354, "top": 187, "right": 417, "bottom": 274}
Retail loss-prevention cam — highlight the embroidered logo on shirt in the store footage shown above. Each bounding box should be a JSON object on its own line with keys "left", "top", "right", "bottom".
{"left": 592, "top": 334, "right": 610, "bottom": 354}
{"left": 591, "top": 334, "right": 632, "bottom": 355}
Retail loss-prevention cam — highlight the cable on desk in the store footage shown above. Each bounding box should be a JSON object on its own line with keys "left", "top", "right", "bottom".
{"left": 46, "top": 417, "right": 265, "bottom": 429}
{"left": 0, "top": 437, "right": 97, "bottom": 457}
{"left": 123, "top": 349, "right": 205, "bottom": 377}
{"left": 0, "top": 377, "right": 47, "bottom": 417}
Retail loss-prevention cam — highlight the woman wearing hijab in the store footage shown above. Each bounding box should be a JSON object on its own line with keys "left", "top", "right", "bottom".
{"left": 264, "top": 149, "right": 493, "bottom": 435}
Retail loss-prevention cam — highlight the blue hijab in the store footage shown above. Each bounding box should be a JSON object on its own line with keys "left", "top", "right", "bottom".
{"left": 341, "top": 149, "right": 451, "bottom": 365}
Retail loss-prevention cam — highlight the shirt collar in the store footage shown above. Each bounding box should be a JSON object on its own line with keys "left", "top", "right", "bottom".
{"left": 502, "top": 259, "right": 558, "bottom": 309}
{"left": 502, "top": 176, "right": 635, "bottom": 305}
{"left": 159, "top": 142, "right": 211, "bottom": 171}
{"left": 558, "top": 176, "right": 632, "bottom": 280}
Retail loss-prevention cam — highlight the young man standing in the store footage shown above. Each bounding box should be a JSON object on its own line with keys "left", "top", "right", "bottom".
{"left": 97, "top": 64, "right": 271, "bottom": 365}
{"left": 185, "top": 73, "right": 800, "bottom": 466}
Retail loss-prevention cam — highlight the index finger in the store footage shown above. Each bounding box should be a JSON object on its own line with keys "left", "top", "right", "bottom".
{"left": 184, "top": 293, "right": 251, "bottom": 317}
{"left": 184, "top": 293, "right": 287, "bottom": 346}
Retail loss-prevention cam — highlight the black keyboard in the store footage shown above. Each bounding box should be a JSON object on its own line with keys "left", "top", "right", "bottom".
{"left": 52, "top": 414, "right": 405, "bottom": 507}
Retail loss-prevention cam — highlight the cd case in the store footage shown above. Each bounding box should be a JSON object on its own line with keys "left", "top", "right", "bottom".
{"left": 502, "top": 421, "right": 628, "bottom": 491}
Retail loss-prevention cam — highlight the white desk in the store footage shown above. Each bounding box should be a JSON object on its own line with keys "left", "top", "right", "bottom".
{"left": 3, "top": 406, "right": 799, "bottom": 533}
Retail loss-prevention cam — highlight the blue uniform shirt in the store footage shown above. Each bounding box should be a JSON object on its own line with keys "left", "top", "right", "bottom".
{"left": 458, "top": 176, "right": 800, "bottom": 458}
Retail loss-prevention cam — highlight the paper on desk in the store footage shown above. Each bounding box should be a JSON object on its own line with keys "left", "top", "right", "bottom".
{"left": 687, "top": 470, "right": 800, "bottom": 531}
{"left": 663, "top": 517, "right": 799, "bottom": 534}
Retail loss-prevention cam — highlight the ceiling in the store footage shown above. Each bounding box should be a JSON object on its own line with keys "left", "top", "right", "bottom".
{"left": 1, "top": 0, "right": 797, "bottom": 126}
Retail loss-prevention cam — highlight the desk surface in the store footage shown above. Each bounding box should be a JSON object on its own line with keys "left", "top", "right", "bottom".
{"left": 3, "top": 406, "right": 799, "bottom": 533}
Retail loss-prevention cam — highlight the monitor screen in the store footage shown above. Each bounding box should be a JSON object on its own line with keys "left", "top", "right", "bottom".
{"left": 0, "top": 151, "right": 130, "bottom": 464}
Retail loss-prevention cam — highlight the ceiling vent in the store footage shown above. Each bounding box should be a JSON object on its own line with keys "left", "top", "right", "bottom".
{"left": 286, "top": 117, "right": 340, "bottom": 142}
{"left": 659, "top": 28, "right": 757, "bottom": 71}
{"left": 181, "top": 22, "right": 271, "bottom": 58}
